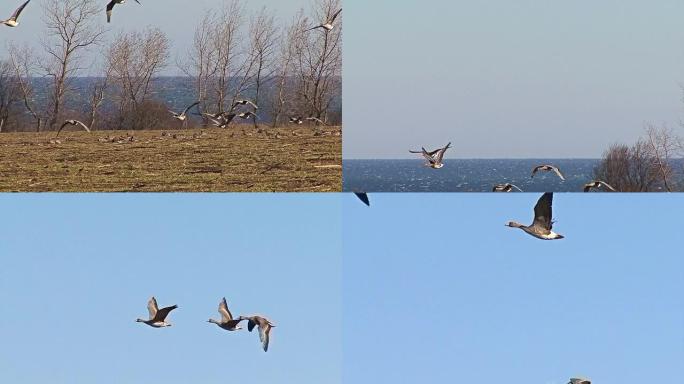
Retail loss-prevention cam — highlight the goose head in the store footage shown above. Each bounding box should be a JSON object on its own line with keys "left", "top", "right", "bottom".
{"left": 506, "top": 221, "right": 524, "bottom": 228}
{"left": 135, "top": 318, "right": 145, "bottom": 323}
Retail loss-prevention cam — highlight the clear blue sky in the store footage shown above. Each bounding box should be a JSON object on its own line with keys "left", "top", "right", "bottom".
{"left": 0, "top": 194, "right": 341, "bottom": 384}
{"left": 0, "top": 0, "right": 311, "bottom": 75}
{"left": 343, "top": 193, "right": 684, "bottom": 384}
{"left": 344, "top": 0, "right": 684, "bottom": 158}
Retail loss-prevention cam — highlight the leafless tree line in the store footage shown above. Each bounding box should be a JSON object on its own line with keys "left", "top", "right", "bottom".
{"left": 0, "top": 0, "right": 342, "bottom": 133}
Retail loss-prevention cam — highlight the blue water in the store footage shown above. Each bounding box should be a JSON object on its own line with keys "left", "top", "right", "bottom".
{"left": 344, "top": 159, "right": 616, "bottom": 192}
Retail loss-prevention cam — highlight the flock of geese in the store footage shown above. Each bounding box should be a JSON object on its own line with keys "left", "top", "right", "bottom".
{"left": 136, "top": 296, "right": 275, "bottom": 352}
{"left": 410, "top": 143, "right": 617, "bottom": 192}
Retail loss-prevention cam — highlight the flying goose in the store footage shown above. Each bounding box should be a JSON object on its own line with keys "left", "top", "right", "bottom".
{"left": 492, "top": 183, "right": 523, "bottom": 192}
{"left": 106, "top": 0, "right": 140, "bottom": 23}
{"left": 169, "top": 100, "right": 200, "bottom": 122}
{"left": 354, "top": 192, "right": 370, "bottom": 206}
{"left": 2, "top": 0, "right": 31, "bottom": 27}
{"left": 506, "top": 192, "right": 564, "bottom": 240}
{"left": 568, "top": 379, "right": 591, "bottom": 384}
{"left": 531, "top": 164, "right": 565, "bottom": 181}
{"left": 307, "top": 8, "right": 342, "bottom": 32}
{"left": 232, "top": 99, "right": 258, "bottom": 110}
{"left": 409, "top": 142, "right": 451, "bottom": 169}
{"left": 306, "top": 117, "right": 325, "bottom": 125}
{"left": 289, "top": 116, "right": 303, "bottom": 125}
{"left": 208, "top": 297, "right": 244, "bottom": 331}
{"left": 239, "top": 315, "right": 275, "bottom": 352}
{"left": 583, "top": 180, "right": 616, "bottom": 192}
{"left": 56, "top": 120, "right": 90, "bottom": 137}
{"left": 136, "top": 297, "right": 177, "bottom": 328}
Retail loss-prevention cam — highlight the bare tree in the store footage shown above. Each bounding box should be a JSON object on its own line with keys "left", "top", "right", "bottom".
{"left": 293, "top": 0, "right": 342, "bottom": 122}
{"left": 40, "top": 0, "right": 105, "bottom": 131}
{"left": 0, "top": 60, "right": 21, "bottom": 132}
{"left": 211, "top": 0, "right": 247, "bottom": 114}
{"left": 271, "top": 14, "right": 300, "bottom": 127}
{"left": 180, "top": 10, "right": 218, "bottom": 120}
{"left": 7, "top": 43, "right": 42, "bottom": 132}
{"left": 643, "top": 124, "right": 681, "bottom": 192}
{"left": 594, "top": 141, "right": 661, "bottom": 192}
{"left": 107, "top": 27, "right": 170, "bottom": 130}
{"left": 248, "top": 7, "right": 278, "bottom": 127}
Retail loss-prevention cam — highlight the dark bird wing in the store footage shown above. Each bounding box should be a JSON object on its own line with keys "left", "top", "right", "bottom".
{"left": 56, "top": 121, "right": 73, "bottom": 137}
{"left": 11, "top": 0, "right": 31, "bottom": 21}
{"left": 247, "top": 318, "right": 257, "bottom": 332}
{"left": 530, "top": 165, "right": 543, "bottom": 178}
{"left": 551, "top": 166, "right": 565, "bottom": 181}
{"left": 259, "top": 323, "right": 271, "bottom": 352}
{"left": 435, "top": 142, "right": 451, "bottom": 163}
{"left": 223, "top": 113, "right": 236, "bottom": 124}
{"left": 532, "top": 192, "right": 553, "bottom": 230}
{"left": 420, "top": 148, "right": 437, "bottom": 163}
{"left": 583, "top": 183, "right": 593, "bottom": 192}
{"left": 134, "top": 0, "right": 141, "bottom": 4}
{"left": 153, "top": 305, "right": 178, "bottom": 322}
{"left": 218, "top": 297, "right": 233, "bottom": 321}
{"left": 182, "top": 101, "right": 200, "bottom": 115}
{"left": 354, "top": 192, "right": 370, "bottom": 206}
{"left": 329, "top": 8, "right": 342, "bottom": 22}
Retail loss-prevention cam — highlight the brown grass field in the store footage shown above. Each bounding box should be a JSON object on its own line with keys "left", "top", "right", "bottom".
{"left": 0, "top": 125, "right": 341, "bottom": 192}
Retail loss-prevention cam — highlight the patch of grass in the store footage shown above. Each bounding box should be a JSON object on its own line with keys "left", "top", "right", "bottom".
{"left": 0, "top": 125, "right": 341, "bottom": 192}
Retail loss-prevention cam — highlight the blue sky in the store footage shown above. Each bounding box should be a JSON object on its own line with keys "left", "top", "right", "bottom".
{"left": 344, "top": 0, "right": 684, "bottom": 158}
{"left": 343, "top": 193, "right": 684, "bottom": 384}
{"left": 0, "top": 194, "right": 341, "bottom": 384}
{"left": 0, "top": 0, "right": 311, "bottom": 75}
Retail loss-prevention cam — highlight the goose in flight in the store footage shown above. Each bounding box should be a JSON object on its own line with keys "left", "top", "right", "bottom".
{"left": 354, "top": 192, "right": 370, "bottom": 206}
{"left": 239, "top": 315, "right": 275, "bottom": 352}
{"left": 206, "top": 113, "right": 236, "bottom": 128}
{"left": 307, "top": 8, "right": 342, "bottom": 32}
{"left": 306, "top": 117, "right": 325, "bottom": 125}
{"left": 106, "top": 0, "right": 140, "bottom": 23}
{"left": 289, "top": 116, "right": 304, "bottom": 125}
{"left": 2, "top": 0, "right": 31, "bottom": 27}
{"left": 568, "top": 379, "right": 591, "bottom": 384}
{"left": 506, "top": 192, "right": 564, "bottom": 240}
{"left": 56, "top": 120, "right": 90, "bottom": 137}
{"left": 492, "top": 183, "right": 523, "bottom": 192}
{"left": 531, "top": 164, "right": 565, "bottom": 181}
{"left": 169, "top": 101, "right": 200, "bottom": 122}
{"left": 583, "top": 180, "right": 616, "bottom": 192}
{"left": 208, "top": 298, "right": 244, "bottom": 331}
{"left": 232, "top": 99, "right": 258, "bottom": 110}
{"left": 136, "top": 297, "right": 177, "bottom": 328}
{"left": 409, "top": 142, "right": 451, "bottom": 169}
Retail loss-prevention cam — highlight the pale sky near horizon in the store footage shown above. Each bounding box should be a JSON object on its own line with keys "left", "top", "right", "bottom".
{"left": 344, "top": 0, "right": 684, "bottom": 158}
{"left": 0, "top": 0, "right": 312, "bottom": 75}
{"left": 343, "top": 193, "right": 684, "bottom": 384}
{"left": 0, "top": 194, "right": 341, "bottom": 384}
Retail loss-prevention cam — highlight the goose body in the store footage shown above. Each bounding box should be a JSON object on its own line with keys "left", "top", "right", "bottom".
{"left": 583, "top": 180, "right": 616, "bottom": 192}
{"left": 531, "top": 164, "right": 565, "bottom": 180}
{"left": 56, "top": 120, "right": 90, "bottom": 137}
{"left": 506, "top": 192, "right": 564, "bottom": 240}
{"left": 169, "top": 101, "right": 200, "bottom": 122}
{"left": 307, "top": 8, "right": 342, "bottom": 32}
{"left": 106, "top": 0, "right": 140, "bottom": 23}
{"left": 239, "top": 315, "right": 275, "bottom": 352}
{"left": 2, "top": 0, "right": 31, "bottom": 27}
{"left": 492, "top": 183, "right": 523, "bottom": 192}
{"left": 208, "top": 297, "right": 244, "bottom": 331}
{"left": 568, "top": 379, "right": 591, "bottom": 384}
{"left": 289, "top": 116, "right": 303, "bottom": 125}
{"left": 409, "top": 142, "right": 451, "bottom": 169}
{"left": 136, "top": 297, "right": 177, "bottom": 328}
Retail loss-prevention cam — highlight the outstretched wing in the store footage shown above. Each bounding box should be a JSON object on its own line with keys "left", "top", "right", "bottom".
{"left": 147, "top": 296, "right": 159, "bottom": 320}
{"left": 600, "top": 181, "right": 616, "bottom": 191}
{"left": 510, "top": 184, "right": 523, "bottom": 192}
{"left": 153, "top": 305, "right": 177, "bottom": 322}
{"left": 182, "top": 101, "right": 200, "bottom": 115}
{"left": 329, "top": 8, "right": 342, "bottom": 23}
{"left": 11, "top": 0, "right": 31, "bottom": 21}
{"left": 354, "top": 192, "right": 369, "bottom": 206}
{"left": 552, "top": 166, "right": 565, "bottom": 181}
{"left": 56, "top": 121, "right": 72, "bottom": 137}
{"left": 435, "top": 142, "right": 451, "bottom": 163}
{"left": 106, "top": 0, "right": 116, "bottom": 23}
{"left": 247, "top": 318, "right": 257, "bottom": 332}
{"left": 532, "top": 192, "right": 553, "bottom": 230}
{"left": 74, "top": 120, "right": 91, "bottom": 132}
{"left": 218, "top": 297, "right": 233, "bottom": 321}
{"left": 583, "top": 183, "right": 593, "bottom": 192}
{"left": 259, "top": 323, "right": 271, "bottom": 352}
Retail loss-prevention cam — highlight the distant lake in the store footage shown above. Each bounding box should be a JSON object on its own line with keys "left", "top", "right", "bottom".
{"left": 343, "top": 159, "right": 683, "bottom": 192}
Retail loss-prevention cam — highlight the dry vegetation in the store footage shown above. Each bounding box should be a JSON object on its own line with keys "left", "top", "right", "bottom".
{"left": 0, "top": 125, "right": 341, "bottom": 192}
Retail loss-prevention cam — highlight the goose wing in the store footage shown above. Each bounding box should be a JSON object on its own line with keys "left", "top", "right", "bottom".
{"left": 247, "top": 317, "right": 257, "bottom": 332}
{"left": 600, "top": 181, "right": 616, "bottom": 191}
{"left": 435, "top": 142, "right": 451, "bottom": 163}
{"left": 153, "top": 305, "right": 178, "bottom": 322}
{"left": 134, "top": 0, "right": 141, "bottom": 4}
{"left": 329, "top": 8, "right": 342, "bottom": 23}
{"left": 218, "top": 297, "right": 233, "bottom": 321}
{"left": 420, "top": 148, "right": 437, "bottom": 163}
{"left": 147, "top": 296, "right": 159, "bottom": 319}
{"left": 259, "top": 323, "right": 271, "bottom": 352}
{"left": 551, "top": 166, "right": 565, "bottom": 180}
{"left": 509, "top": 184, "right": 523, "bottom": 192}
{"left": 106, "top": 0, "right": 116, "bottom": 23}
{"left": 530, "top": 165, "right": 545, "bottom": 178}
{"left": 182, "top": 101, "right": 200, "bottom": 115}
{"left": 583, "top": 182, "right": 595, "bottom": 192}
{"left": 223, "top": 113, "right": 236, "bottom": 124}
{"left": 10, "top": 0, "right": 31, "bottom": 21}
{"left": 532, "top": 192, "right": 553, "bottom": 230}
{"left": 74, "top": 120, "right": 90, "bottom": 132}
{"left": 354, "top": 192, "right": 370, "bottom": 206}
{"left": 55, "top": 120, "right": 73, "bottom": 137}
